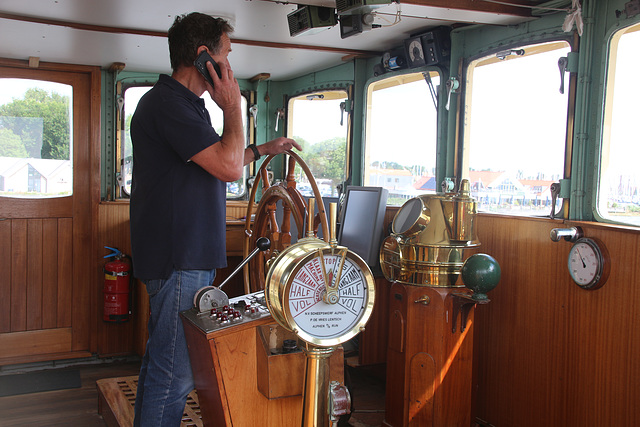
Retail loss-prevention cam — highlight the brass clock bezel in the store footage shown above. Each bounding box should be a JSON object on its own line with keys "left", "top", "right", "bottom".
{"left": 265, "top": 238, "right": 375, "bottom": 347}
{"left": 567, "top": 237, "right": 610, "bottom": 290}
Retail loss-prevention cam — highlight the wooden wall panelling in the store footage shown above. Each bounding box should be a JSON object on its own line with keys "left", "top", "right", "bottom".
{"left": 0, "top": 328, "right": 73, "bottom": 359}
{"left": 354, "top": 207, "right": 399, "bottom": 366}
{"left": 97, "top": 200, "right": 256, "bottom": 357}
{"left": 42, "top": 218, "right": 59, "bottom": 329}
{"left": 358, "top": 277, "right": 392, "bottom": 366}
{"left": 0, "top": 220, "right": 10, "bottom": 333}
{"left": 70, "top": 68, "right": 95, "bottom": 353}
{"left": 561, "top": 221, "right": 640, "bottom": 426}
{"left": 57, "top": 218, "right": 73, "bottom": 328}
{"left": 97, "top": 202, "right": 135, "bottom": 356}
{"left": 472, "top": 215, "right": 640, "bottom": 427}
{"left": 10, "top": 219, "right": 27, "bottom": 332}
{"left": 0, "top": 218, "right": 74, "bottom": 331}
{"left": 225, "top": 200, "right": 253, "bottom": 221}
{"left": 472, "top": 215, "right": 570, "bottom": 425}
{"left": 95, "top": 203, "right": 148, "bottom": 357}
{"left": 27, "top": 219, "right": 44, "bottom": 331}
{"left": 0, "top": 216, "right": 78, "bottom": 363}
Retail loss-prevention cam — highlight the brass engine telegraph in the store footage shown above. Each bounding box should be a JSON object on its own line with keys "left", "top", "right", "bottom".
{"left": 265, "top": 199, "right": 375, "bottom": 426}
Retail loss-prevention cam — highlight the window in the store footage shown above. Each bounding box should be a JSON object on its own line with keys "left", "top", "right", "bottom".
{"left": 364, "top": 72, "right": 439, "bottom": 206}
{"left": 462, "top": 41, "right": 570, "bottom": 215}
{"left": 598, "top": 22, "right": 640, "bottom": 226}
{"left": 121, "top": 85, "right": 150, "bottom": 197}
{"left": 287, "top": 90, "right": 349, "bottom": 197}
{"left": 0, "top": 78, "right": 73, "bottom": 197}
{"left": 120, "top": 84, "right": 249, "bottom": 198}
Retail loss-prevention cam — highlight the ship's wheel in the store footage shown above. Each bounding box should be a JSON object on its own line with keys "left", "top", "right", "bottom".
{"left": 243, "top": 150, "right": 330, "bottom": 293}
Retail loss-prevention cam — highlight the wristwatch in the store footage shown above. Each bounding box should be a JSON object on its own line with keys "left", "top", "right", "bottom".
{"left": 248, "top": 143, "right": 261, "bottom": 161}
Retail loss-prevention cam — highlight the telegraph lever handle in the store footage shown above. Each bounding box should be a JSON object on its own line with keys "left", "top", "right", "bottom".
{"left": 217, "top": 237, "right": 270, "bottom": 290}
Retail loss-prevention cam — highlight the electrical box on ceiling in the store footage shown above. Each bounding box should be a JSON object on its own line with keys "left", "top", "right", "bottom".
{"left": 336, "top": 0, "right": 392, "bottom": 16}
{"left": 404, "top": 26, "right": 452, "bottom": 68}
{"left": 339, "top": 12, "right": 374, "bottom": 39}
{"left": 287, "top": 6, "right": 337, "bottom": 36}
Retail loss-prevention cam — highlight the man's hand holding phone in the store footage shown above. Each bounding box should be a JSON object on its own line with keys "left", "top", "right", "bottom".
{"left": 194, "top": 50, "right": 221, "bottom": 87}
{"left": 194, "top": 49, "right": 241, "bottom": 114}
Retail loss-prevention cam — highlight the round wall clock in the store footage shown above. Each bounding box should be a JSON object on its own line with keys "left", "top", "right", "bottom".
{"left": 567, "top": 237, "right": 610, "bottom": 290}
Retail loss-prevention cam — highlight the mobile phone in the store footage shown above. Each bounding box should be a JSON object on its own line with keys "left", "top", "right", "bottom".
{"left": 193, "top": 50, "right": 222, "bottom": 87}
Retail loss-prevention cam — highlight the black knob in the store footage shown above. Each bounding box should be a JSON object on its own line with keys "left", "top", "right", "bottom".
{"left": 256, "top": 237, "right": 271, "bottom": 251}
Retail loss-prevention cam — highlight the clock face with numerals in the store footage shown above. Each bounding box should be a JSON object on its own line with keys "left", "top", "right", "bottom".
{"left": 265, "top": 240, "right": 375, "bottom": 347}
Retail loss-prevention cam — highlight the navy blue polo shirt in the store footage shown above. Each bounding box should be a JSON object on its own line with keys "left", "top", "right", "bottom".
{"left": 130, "top": 74, "right": 227, "bottom": 280}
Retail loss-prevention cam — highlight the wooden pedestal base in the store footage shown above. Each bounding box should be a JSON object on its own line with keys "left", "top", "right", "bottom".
{"left": 182, "top": 314, "right": 343, "bottom": 427}
{"left": 383, "top": 283, "right": 476, "bottom": 427}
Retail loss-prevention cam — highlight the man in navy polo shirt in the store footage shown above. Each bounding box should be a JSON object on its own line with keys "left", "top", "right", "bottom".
{"left": 130, "top": 12, "right": 300, "bottom": 427}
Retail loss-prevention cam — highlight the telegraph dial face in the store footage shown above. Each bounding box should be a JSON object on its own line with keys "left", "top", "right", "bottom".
{"left": 288, "top": 251, "right": 371, "bottom": 343}
{"left": 265, "top": 240, "right": 375, "bottom": 347}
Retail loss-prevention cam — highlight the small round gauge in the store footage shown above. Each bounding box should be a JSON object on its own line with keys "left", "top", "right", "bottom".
{"left": 408, "top": 39, "right": 424, "bottom": 63}
{"left": 265, "top": 239, "right": 375, "bottom": 347}
{"left": 567, "top": 237, "right": 609, "bottom": 290}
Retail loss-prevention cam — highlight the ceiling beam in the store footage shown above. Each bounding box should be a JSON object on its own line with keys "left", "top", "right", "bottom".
{"left": 0, "top": 12, "right": 381, "bottom": 57}
{"left": 401, "top": 0, "right": 535, "bottom": 17}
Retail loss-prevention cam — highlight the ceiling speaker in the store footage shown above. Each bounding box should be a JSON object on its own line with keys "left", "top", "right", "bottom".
{"left": 287, "top": 6, "right": 337, "bottom": 37}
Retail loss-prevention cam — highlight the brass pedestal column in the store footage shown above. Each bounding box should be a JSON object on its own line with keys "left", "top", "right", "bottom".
{"left": 301, "top": 345, "right": 336, "bottom": 427}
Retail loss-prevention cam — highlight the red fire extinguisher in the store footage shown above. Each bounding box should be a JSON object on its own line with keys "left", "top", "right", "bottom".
{"left": 103, "top": 246, "right": 131, "bottom": 322}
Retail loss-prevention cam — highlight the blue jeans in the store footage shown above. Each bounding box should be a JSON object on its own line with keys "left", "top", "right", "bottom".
{"left": 134, "top": 269, "right": 216, "bottom": 427}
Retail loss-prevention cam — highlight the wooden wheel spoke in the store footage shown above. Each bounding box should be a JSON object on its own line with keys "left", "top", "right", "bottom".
{"left": 243, "top": 150, "right": 330, "bottom": 293}
{"left": 260, "top": 167, "right": 271, "bottom": 189}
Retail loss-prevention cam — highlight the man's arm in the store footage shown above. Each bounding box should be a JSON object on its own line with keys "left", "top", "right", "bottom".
{"left": 190, "top": 60, "right": 246, "bottom": 181}
{"left": 191, "top": 60, "right": 302, "bottom": 179}
{"left": 242, "top": 137, "right": 303, "bottom": 166}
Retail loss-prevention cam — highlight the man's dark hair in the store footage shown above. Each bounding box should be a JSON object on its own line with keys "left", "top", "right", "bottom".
{"left": 168, "top": 12, "right": 233, "bottom": 71}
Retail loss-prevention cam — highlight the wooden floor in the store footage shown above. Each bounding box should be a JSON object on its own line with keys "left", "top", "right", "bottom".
{"left": 0, "top": 358, "right": 385, "bottom": 427}
{"left": 0, "top": 359, "right": 141, "bottom": 427}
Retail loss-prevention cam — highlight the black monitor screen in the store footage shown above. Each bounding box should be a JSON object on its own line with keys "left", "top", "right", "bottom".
{"left": 338, "top": 186, "right": 388, "bottom": 267}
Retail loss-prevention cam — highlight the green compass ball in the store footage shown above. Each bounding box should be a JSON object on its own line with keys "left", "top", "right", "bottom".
{"left": 461, "top": 253, "right": 501, "bottom": 300}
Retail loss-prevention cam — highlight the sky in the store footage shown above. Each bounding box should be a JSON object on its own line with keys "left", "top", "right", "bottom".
{"left": 0, "top": 78, "right": 72, "bottom": 106}
{"left": 368, "top": 78, "right": 438, "bottom": 170}
{"left": 291, "top": 98, "right": 347, "bottom": 145}
{"left": 467, "top": 46, "right": 570, "bottom": 180}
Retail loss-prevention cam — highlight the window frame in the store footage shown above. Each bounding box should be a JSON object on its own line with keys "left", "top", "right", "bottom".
{"left": 285, "top": 88, "right": 351, "bottom": 198}
{"left": 363, "top": 68, "right": 442, "bottom": 206}
{"left": 0, "top": 77, "right": 74, "bottom": 198}
{"left": 593, "top": 20, "right": 640, "bottom": 227}
{"left": 458, "top": 37, "right": 575, "bottom": 218}
{"left": 115, "top": 79, "right": 252, "bottom": 200}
